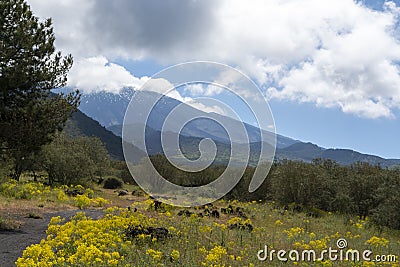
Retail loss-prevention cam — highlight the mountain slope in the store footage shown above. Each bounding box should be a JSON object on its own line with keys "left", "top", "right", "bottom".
{"left": 64, "top": 110, "right": 145, "bottom": 162}
{"left": 121, "top": 123, "right": 275, "bottom": 166}
{"left": 79, "top": 88, "right": 134, "bottom": 128}
{"left": 76, "top": 89, "right": 400, "bottom": 167}
{"left": 79, "top": 89, "right": 298, "bottom": 149}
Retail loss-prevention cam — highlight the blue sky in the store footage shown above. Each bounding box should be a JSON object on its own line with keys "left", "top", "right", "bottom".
{"left": 27, "top": 0, "right": 400, "bottom": 159}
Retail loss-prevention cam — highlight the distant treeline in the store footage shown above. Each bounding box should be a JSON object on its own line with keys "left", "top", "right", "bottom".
{"left": 150, "top": 154, "right": 400, "bottom": 230}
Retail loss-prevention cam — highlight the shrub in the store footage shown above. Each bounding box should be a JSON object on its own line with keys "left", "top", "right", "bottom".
{"left": 103, "top": 177, "right": 123, "bottom": 189}
{"left": 370, "top": 173, "right": 400, "bottom": 230}
{"left": 39, "top": 133, "right": 110, "bottom": 185}
{"left": 0, "top": 215, "right": 21, "bottom": 231}
{"left": 73, "top": 194, "right": 91, "bottom": 209}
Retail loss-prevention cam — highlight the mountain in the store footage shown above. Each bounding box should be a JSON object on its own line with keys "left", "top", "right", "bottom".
{"left": 76, "top": 89, "right": 400, "bottom": 167}
{"left": 275, "top": 142, "right": 400, "bottom": 168}
{"left": 79, "top": 89, "right": 298, "bottom": 149}
{"left": 119, "top": 123, "right": 276, "bottom": 166}
{"left": 123, "top": 123, "right": 238, "bottom": 165}
{"left": 63, "top": 109, "right": 145, "bottom": 163}
{"left": 79, "top": 88, "right": 134, "bottom": 128}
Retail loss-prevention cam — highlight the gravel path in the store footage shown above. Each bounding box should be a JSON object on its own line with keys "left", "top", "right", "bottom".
{"left": 0, "top": 209, "right": 104, "bottom": 267}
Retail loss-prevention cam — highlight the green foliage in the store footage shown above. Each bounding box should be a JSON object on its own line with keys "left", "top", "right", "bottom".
{"left": 345, "top": 162, "right": 384, "bottom": 219}
{"left": 0, "top": 154, "right": 13, "bottom": 181}
{"left": 150, "top": 154, "right": 224, "bottom": 187}
{"left": 103, "top": 177, "right": 123, "bottom": 189}
{"left": 39, "top": 133, "right": 110, "bottom": 185}
{"left": 109, "top": 161, "right": 135, "bottom": 184}
{"left": 269, "top": 160, "right": 328, "bottom": 207}
{"left": 0, "top": 0, "right": 80, "bottom": 180}
{"left": 370, "top": 171, "right": 400, "bottom": 230}
{"left": 148, "top": 154, "right": 400, "bottom": 230}
{"left": 225, "top": 166, "right": 269, "bottom": 202}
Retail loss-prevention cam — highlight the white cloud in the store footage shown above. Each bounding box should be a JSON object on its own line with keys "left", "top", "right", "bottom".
{"left": 183, "top": 84, "right": 224, "bottom": 96}
{"left": 140, "top": 78, "right": 175, "bottom": 94}
{"left": 168, "top": 91, "right": 228, "bottom": 115}
{"left": 184, "top": 84, "right": 206, "bottom": 96}
{"left": 216, "top": 0, "right": 400, "bottom": 118}
{"left": 265, "top": 3, "right": 400, "bottom": 118}
{"left": 186, "top": 101, "right": 227, "bottom": 115}
{"left": 27, "top": 0, "right": 96, "bottom": 58}
{"left": 67, "top": 56, "right": 149, "bottom": 93}
{"left": 139, "top": 78, "right": 227, "bottom": 114}
{"left": 27, "top": 0, "right": 400, "bottom": 118}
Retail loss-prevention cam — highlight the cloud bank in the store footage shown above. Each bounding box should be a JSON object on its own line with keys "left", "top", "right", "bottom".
{"left": 27, "top": 0, "right": 400, "bottom": 118}
{"left": 68, "top": 56, "right": 149, "bottom": 93}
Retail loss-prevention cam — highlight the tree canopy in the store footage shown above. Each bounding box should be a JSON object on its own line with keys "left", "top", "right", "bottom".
{"left": 0, "top": 0, "right": 80, "bottom": 179}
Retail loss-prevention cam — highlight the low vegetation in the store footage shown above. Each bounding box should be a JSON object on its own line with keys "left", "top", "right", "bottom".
{"left": 1, "top": 154, "right": 399, "bottom": 266}
{"left": 1, "top": 131, "right": 399, "bottom": 266}
{"left": 0, "top": 215, "right": 21, "bottom": 231}
{"left": 0, "top": 180, "right": 108, "bottom": 210}
{"left": 103, "top": 177, "right": 124, "bottom": 190}
{"left": 152, "top": 155, "right": 400, "bottom": 231}
{"left": 15, "top": 199, "right": 400, "bottom": 266}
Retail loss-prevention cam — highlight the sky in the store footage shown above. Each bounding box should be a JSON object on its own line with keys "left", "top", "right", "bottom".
{"left": 26, "top": 0, "right": 400, "bottom": 159}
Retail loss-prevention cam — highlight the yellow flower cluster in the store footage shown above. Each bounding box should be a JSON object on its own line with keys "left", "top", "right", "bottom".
{"left": 309, "top": 238, "right": 329, "bottom": 250}
{"left": 16, "top": 208, "right": 151, "bottom": 267}
{"left": 227, "top": 217, "right": 242, "bottom": 226}
{"left": 73, "top": 193, "right": 108, "bottom": 209}
{"left": 226, "top": 217, "right": 253, "bottom": 229}
{"left": 366, "top": 236, "right": 389, "bottom": 248}
{"left": 12, "top": 198, "right": 399, "bottom": 267}
{"left": 0, "top": 181, "right": 108, "bottom": 209}
{"left": 146, "top": 248, "right": 162, "bottom": 261}
{"left": 200, "top": 225, "right": 213, "bottom": 234}
{"left": 292, "top": 237, "right": 328, "bottom": 251}
{"left": 0, "top": 180, "right": 51, "bottom": 199}
{"left": 203, "top": 245, "right": 228, "bottom": 267}
{"left": 284, "top": 227, "right": 305, "bottom": 239}
{"left": 170, "top": 249, "right": 180, "bottom": 262}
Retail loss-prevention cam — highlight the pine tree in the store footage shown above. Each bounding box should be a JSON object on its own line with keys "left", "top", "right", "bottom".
{"left": 0, "top": 0, "right": 80, "bottom": 179}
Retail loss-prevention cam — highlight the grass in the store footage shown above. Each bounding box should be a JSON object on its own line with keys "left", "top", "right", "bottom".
{"left": 24, "top": 212, "right": 43, "bottom": 219}
{"left": 0, "top": 214, "right": 22, "bottom": 231}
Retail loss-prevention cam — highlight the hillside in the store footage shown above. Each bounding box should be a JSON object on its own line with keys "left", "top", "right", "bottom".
{"left": 63, "top": 110, "right": 145, "bottom": 162}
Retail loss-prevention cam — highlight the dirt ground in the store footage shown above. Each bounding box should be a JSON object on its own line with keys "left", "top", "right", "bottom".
{"left": 0, "top": 209, "right": 105, "bottom": 267}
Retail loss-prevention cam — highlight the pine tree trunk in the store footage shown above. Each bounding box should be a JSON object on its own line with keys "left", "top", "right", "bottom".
{"left": 12, "top": 159, "right": 23, "bottom": 181}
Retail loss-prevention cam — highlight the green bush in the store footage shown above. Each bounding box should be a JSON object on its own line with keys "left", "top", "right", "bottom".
{"left": 109, "top": 161, "right": 135, "bottom": 184}
{"left": 39, "top": 133, "right": 110, "bottom": 185}
{"left": 370, "top": 172, "right": 400, "bottom": 230}
{"left": 103, "top": 177, "right": 123, "bottom": 189}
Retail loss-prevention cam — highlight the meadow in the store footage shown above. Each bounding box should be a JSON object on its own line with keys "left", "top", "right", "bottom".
{"left": 2, "top": 180, "right": 398, "bottom": 267}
